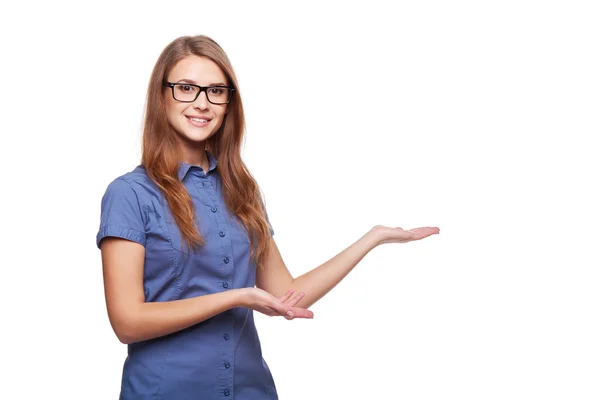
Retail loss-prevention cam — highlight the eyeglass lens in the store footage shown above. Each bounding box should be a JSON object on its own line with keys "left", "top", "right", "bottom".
{"left": 173, "top": 84, "right": 230, "bottom": 104}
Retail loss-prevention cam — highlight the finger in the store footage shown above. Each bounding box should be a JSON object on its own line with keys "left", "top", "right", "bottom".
{"left": 409, "top": 227, "right": 439, "bottom": 238}
{"left": 272, "top": 301, "right": 295, "bottom": 319}
{"left": 278, "top": 289, "right": 295, "bottom": 303}
{"left": 283, "top": 309, "right": 295, "bottom": 320}
{"left": 283, "top": 291, "right": 305, "bottom": 307}
{"left": 290, "top": 307, "right": 314, "bottom": 319}
{"left": 411, "top": 226, "right": 439, "bottom": 233}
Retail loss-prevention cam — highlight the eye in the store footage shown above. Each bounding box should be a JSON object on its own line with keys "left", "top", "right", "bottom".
{"left": 209, "top": 87, "right": 225, "bottom": 95}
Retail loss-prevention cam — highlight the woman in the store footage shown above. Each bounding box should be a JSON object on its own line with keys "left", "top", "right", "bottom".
{"left": 97, "top": 34, "right": 439, "bottom": 400}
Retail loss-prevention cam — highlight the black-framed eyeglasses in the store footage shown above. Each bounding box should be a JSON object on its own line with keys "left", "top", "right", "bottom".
{"left": 165, "top": 82, "right": 236, "bottom": 104}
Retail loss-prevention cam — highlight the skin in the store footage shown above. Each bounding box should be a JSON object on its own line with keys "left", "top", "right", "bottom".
{"left": 100, "top": 55, "right": 440, "bottom": 344}
{"left": 164, "top": 55, "right": 228, "bottom": 169}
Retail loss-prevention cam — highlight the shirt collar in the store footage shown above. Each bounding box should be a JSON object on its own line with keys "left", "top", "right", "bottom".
{"left": 177, "top": 150, "right": 218, "bottom": 181}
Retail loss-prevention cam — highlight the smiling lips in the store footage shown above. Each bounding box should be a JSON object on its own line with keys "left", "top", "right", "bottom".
{"left": 186, "top": 115, "right": 211, "bottom": 121}
{"left": 186, "top": 115, "right": 212, "bottom": 127}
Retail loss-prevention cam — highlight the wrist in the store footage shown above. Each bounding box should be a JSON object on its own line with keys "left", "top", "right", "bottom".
{"left": 366, "top": 225, "right": 384, "bottom": 248}
{"left": 232, "top": 287, "right": 252, "bottom": 308}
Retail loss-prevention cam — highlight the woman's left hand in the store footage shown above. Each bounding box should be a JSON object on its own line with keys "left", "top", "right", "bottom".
{"left": 371, "top": 225, "right": 440, "bottom": 246}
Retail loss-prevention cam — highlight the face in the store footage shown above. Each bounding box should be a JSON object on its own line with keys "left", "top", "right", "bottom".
{"left": 164, "top": 55, "right": 229, "bottom": 156}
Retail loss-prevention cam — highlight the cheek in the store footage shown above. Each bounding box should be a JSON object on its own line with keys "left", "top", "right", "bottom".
{"left": 214, "top": 110, "right": 227, "bottom": 126}
{"left": 165, "top": 110, "right": 178, "bottom": 127}
{"left": 166, "top": 104, "right": 185, "bottom": 122}
{"left": 163, "top": 99, "right": 175, "bottom": 120}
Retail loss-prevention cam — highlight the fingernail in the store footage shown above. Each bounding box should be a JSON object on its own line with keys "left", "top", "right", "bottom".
{"left": 287, "top": 311, "right": 294, "bottom": 317}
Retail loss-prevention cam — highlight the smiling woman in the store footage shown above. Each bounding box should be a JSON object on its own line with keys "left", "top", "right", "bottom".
{"left": 97, "top": 35, "right": 309, "bottom": 400}
{"left": 163, "top": 56, "right": 230, "bottom": 161}
{"left": 96, "top": 34, "right": 439, "bottom": 400}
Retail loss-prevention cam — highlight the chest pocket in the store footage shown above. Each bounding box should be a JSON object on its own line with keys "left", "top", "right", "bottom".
{"left": 158, "top": 201, "right": 211, "bottom": 256}
{"left": 157, "top": 177, "right": 219, "bottom": 255}
{"left": 230, "top": 213, "right": 252, "bottom": 245}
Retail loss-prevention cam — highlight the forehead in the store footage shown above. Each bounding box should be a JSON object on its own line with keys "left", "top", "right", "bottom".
{"left": 168, "top": 55, "right": 227, "bottom": 84}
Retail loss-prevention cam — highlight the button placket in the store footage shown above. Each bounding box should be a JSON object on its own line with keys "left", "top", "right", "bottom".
{"left": 202, "top": 180, "right": 233, "bottom": 293}
{"left": 183, "top": 168, "right": 239, "bottom": 396}
{"left": 206, "top": 175, "right": 234, "bottom": 396}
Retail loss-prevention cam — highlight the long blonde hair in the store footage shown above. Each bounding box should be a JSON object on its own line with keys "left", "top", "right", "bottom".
{"left": 141, "top": 35, "right": 272, "bottom": 267}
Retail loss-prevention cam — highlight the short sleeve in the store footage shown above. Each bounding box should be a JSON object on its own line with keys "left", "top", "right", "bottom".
{"left": 265, "top": 208, "right": 275, "bottom": 237}
{"left": 96, "top": 177, "right": 146, "bottom": 248}
{"left": 259, "top": 197, "right": 274, "bottom": 237}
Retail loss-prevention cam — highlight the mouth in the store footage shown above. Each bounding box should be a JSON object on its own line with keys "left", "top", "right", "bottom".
{"left": 186, "top": 115, "right": 211, "bottom": 127}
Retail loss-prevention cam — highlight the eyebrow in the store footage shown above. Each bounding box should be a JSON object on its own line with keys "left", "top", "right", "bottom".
{"left": 176, "top": 78, "right": 228, "bottom": 86}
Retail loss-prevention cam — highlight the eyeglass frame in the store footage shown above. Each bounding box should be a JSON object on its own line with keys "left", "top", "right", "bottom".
{"left": 164, "top": 82, "right": 236, "bottom": 104}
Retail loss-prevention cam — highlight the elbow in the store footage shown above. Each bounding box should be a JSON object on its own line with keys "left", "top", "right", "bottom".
{"left": 116, "top": 330, "right": 136, "bottom": 345}
{"left": 107, "top": 302, "right": 146, "bottom": 344}
{"left": 111, "top": 316, "right": 140, "bottom": 345}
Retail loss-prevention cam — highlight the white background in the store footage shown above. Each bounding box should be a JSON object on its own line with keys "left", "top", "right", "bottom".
{"left": 1, "top": 1, "right": 599, "bottom": 399}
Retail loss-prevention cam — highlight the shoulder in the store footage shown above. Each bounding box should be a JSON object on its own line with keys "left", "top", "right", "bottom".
{"left": 112, "top": 165, "right": 151, "bottom": 187}
{"left": 103, "top": 165, "right": 157, "bottom": 198}
{"left": 99, "top": 166, "right": 161, "bottom": 219}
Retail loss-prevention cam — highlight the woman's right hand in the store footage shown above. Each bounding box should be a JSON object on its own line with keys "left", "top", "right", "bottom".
{"left": 241, "top": 287, "right": 314, "bottom": 320}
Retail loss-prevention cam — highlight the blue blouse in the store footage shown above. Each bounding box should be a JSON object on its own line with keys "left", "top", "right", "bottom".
{"left": 96, "top": 150, "right": 278, "bottom": 400}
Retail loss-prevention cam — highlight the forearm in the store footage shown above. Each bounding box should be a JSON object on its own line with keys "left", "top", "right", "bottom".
{"left": 116, "top": 289, "right": 246, "bottom": 344}
{"left": 290, "top": 229, "right": 380, "bottom": 308}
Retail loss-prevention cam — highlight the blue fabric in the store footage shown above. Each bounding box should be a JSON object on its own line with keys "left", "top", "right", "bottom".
{"left": 97, "top": 150, "right": 277, "bottom": 400}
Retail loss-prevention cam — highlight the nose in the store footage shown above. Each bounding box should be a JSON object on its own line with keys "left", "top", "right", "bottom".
{"left": 193, "top": 90, "right": 210, "bottom": 110}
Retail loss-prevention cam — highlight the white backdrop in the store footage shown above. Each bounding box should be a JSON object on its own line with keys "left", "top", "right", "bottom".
{"left": 1, "top": 1, "right": 599, "bottom": 399}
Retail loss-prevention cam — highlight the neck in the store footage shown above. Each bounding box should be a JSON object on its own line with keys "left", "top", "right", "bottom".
{"left": 180, "top": 144, "right": 208, "bottom": 167}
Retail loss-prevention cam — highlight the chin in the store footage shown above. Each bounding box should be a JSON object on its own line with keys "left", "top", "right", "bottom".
{"left": 183, "top": 133, "right": 211, "bottom": 143}
{"left": 179, "top": 128, "right": 215, "bottom": 143}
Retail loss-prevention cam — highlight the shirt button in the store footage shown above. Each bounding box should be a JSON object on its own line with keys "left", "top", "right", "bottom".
{"left": 224, "top": 362, "right": 230, "bottom": 369}
{"left": 219, "top": 231, "right": 225, "bottom": 237}
{"left": 211, "top": 207, "right": 217, "bottom": 213}
{"left": 223, "top": 257, "right": 230, "bottom": 264}
{"left": 223, "top": 333, "right": 230, "bottom": 340}
{"left": 222, "top": 282, "right": 228, "bottom": 288}
{"left": 224, "top": 389, "right": 230, "bottom": 396}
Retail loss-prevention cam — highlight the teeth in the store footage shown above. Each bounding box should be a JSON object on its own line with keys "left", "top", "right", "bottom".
{"left": 189, "top": 117, "right": 208, "bottom": 122}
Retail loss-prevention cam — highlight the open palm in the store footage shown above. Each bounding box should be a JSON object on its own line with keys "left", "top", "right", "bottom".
{"left": 373, "top": 225, "right": 440, "bottom": 245}
{"left": 246, "top": 287, "right": 314, "bottom": 320}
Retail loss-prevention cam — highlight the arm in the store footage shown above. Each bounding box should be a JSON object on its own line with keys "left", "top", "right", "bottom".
{"left": 101, "top": 237, "right": 313, "bottom": 344}
{"left": 101, "top": 237, "right": 247, "bottom": 344}
{"left": 256, "top": 225, "right": 439, "bottom": 309}
{"left": 256, "top": 227, "right": 381, "bottom": 309}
